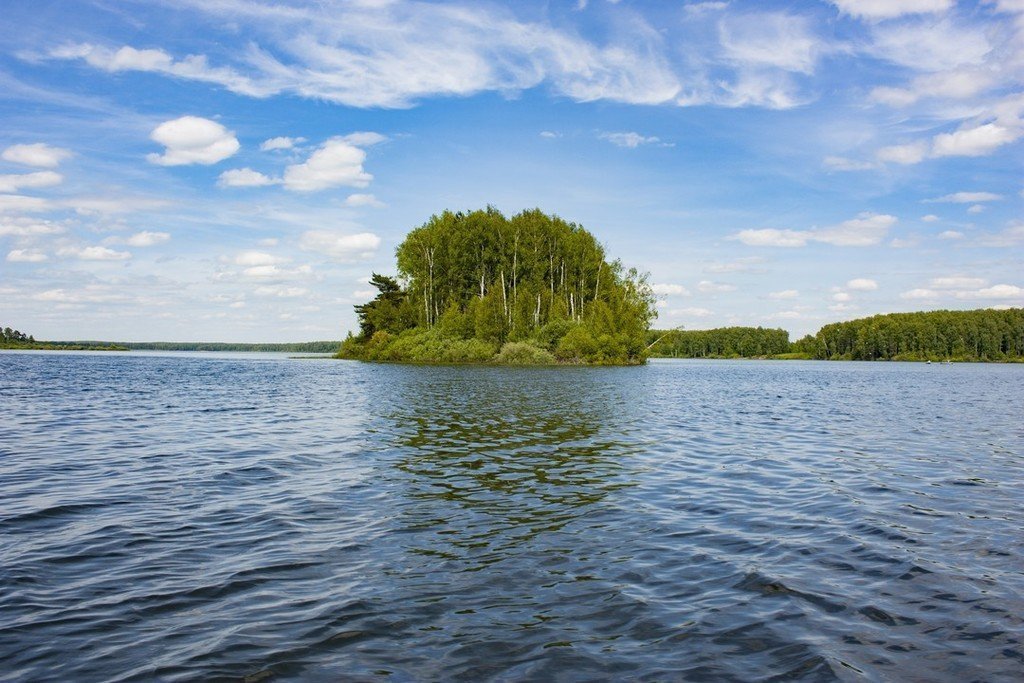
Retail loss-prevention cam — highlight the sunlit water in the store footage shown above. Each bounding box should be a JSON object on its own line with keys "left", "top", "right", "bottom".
{"left": 1, "top": 351, "right": 1022, "bottom": 681}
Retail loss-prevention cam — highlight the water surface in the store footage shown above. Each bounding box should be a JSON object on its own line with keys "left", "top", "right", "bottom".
{"left": 1, "top": 352, "right": 1022, "bottom": 681}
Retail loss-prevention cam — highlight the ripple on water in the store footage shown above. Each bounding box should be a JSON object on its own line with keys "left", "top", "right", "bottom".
{"left": 1, "top": 353, "right": 1023, "bottom": 681}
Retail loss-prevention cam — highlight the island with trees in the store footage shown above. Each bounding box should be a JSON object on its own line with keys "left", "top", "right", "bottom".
{"left": 337, "top": 207, "right": 656, "bottom": 365}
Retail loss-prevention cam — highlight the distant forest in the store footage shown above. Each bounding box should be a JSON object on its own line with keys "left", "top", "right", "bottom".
{"left": 75, "top": 341, "right": 342, "bottom": 353}
{"left": 649, "top": 308, "right": 1024, "bottom": 362}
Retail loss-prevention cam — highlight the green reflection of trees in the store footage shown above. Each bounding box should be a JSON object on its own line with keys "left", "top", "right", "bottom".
{"left": 376, "top": 367, "right": 641, "bottom": 570}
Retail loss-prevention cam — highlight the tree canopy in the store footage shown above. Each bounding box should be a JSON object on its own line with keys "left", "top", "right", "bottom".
{"left": 339, "top": 207, "right": 656, "bottom": 365}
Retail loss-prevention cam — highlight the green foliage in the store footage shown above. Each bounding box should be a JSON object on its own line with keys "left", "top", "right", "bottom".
{"left": 648, "top": 327, "right": 791, "bottom": 358}
{"left": 1, "top": 325, "right": 127, "bottom": 351}
{"left": 494, "top": 341, "right": 557, "bottom": 365}
{"left": 808, "top": 308, "right": 1024, "bottom": 361}
{"left": 342, "top": 207, "right": 655, "bottom": 365}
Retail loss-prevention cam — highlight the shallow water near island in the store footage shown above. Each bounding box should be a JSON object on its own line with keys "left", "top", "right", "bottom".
{"left": 1, "top": 351, "right": 1022, "bottom": 681}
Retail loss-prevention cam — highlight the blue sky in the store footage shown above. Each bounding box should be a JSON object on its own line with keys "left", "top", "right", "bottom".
{"left": 1, "top": 0, "right": 1022, "bottom": 342}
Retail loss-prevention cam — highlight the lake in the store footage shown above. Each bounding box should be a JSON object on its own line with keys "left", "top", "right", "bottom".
{"left": 1, "top": 352, "right": 1022, "bottom": 681}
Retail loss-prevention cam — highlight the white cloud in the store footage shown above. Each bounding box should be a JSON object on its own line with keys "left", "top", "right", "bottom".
{"left": 6, "top": 249, "right": 48, "bottom": 263}
{"left": 938, "top": 230, "right": 963, "bottom": 239}
{"left": 46, "top": 3, "right": 684, "bottom": 109}
{"left": 719, "top": 13, "right": 820, "bottom": 74}
{"left": 902, "top": 278, "right": 1023, "bottom": 301}
{"left": 932, "top": 123, "right": 1021, "bottom": 157}
{"left": 218, "top": 168, "right": 279, "bottom": 188}
{"left": 298, "top": 230, "right": 381, "bottom": 261}
{"left": 978, "top": 222, "right": 1024, "bottom": 246}
{"left": 732, "top": 213, "right": 896, "bottom": 247}
{"left": 869, "top": 18, "right": 991, "bottom": 72}
{"left": 0, "top": 171, "right": 62, "bottom": 193}
{"left": 48, "top": 44, "right": 268, "bottom": 97}
{"left": 339, "top": 132, "right": 387, "bottom": 147}
{"left": 239, "top": 264, "right": 313, "bottom": 281}
{"left": 344, "top": 193, "right": 385, "bottom": 208}
{"left": 599, "top": 131, "right": 663, "bottom": 148}
{"left": 847, "top": 278, "right": 878, "bottom": 290}
{"left": 823, "top": 156, "right": 875, "bottom": 171}
{"left": 283, "top": 138, "right": 372, "bottom": 191}
{"left": 698, "top": 280, "right": 736, "bottom": 293}
{"left": 651, "top": 283, "right": 690, "bottom": 296}
{"left": 0, "top": 217, "right": 65, "bottom": 236}
{"left": 931, "top": 276, "right": 986, "bottom": 289}
{"left": 146, "top": 116, "right": 240, "bottom": 166}
{"left": 876, "top": 141, "right": 928, "bottom": 165}
{"left": 932, "top": 191, "right": 1002, "bottom": 203}
{"left": 814, "top": 213, "right": 897, "bottom": 246}
{"left": 967, "top": 204, "right": 985, "bottom": 214}
{"left": 768, "top": 289, "right": 799, "bottom": 299}
{"left": 234, "top": 250, "right": 285, "bottom": 267}
{"left": 0, "top": 194, "right": 52, "bottom": 213}
{"left": 901, "top": 288, "right": 938, "bottom": 299}
{"left": 922, "top": 214, "right": 940, "bottom": 222}
{"left": 2, "top": 143, "right": 72, "bottom": 168}
{"left": 540, "top": 131, "right": 560, "bottom": 139}
{"left": 733, "top": 228, "right": 809, "bottom": 247}
{"left": 64, "top": 196, "right": 169, "bottom": 215}
{"left": 833, "top": 291, "right": 852, "bottom": 302}
{"left": 125, "top": 231, "right": 170, "bottom": 247}
{"left": 829, "top": 0, "right": 953, "bottom": 20}
{"left": 770, "top": 310, "right": 803, "bottom": 320}
{"left": 254, "top": 285, "right": 309, "bottom": 298}
{"left": 260, "top": 136, "right": 306, "bottom": 151}
{"left": 59, "top": 245, "right": 131, "bottom": 261}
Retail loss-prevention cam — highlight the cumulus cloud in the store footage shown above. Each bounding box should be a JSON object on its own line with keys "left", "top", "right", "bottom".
{"left": 0, "top": 216, "right": 65, "bottom": 236}
{"left": 828, "top": 0, "right": 953, "bottom": 20}
{"left": 0, "top": 194, "right": 53, "bottom": 213}
{"left": 58, "top": 245, "right": 131, "bottom": 261}
{"left": 260, "top": 136, "right": 306, "bottom": 151}
{"left": 833, "top": 291, "right": 852, "bottom": 302}
{"left": 931, "top": 123, "right": 1021, "bottom": 157}
{"left": 6, "top": 249, "right": 48, "bottom": 263}
{"left": 768, "top": 289, "right": 799, "bottom": 299}
{"left": 218, "top": 168, "right": 279, "bottom": 188}
{"left": 234, "top": 250, "right": 285, "bottom": 267}
{"left": 298, "top": 230, "right": 380, "bottom": 261}
{"left": 978, "top": 222, "right": 1024, "bottom": 246}
{"left": 147, "top": 116, "right": 240, "bottom": 166}
{"left": 651, "top": 283, "right": 690, "bottom": 296}
{"left": 921, "top": 214, "right": 940, "bottom": 222}
{"left": 876, "top": 141, "right": 929, "bottom": 165}
{"left": 734, "top": 213, "right": 897, "bottom": 247}
{"left": 599, "top": 132, "right": 664, "bottom": 148}
{"left": 0, "top": 171, "right": 62, "bottom": 193}
{"left": 344, "top": 193, "right": 385, "bottom": 208}
{"left": 125, "top": 231, "right": 170, "bottom": 247}
{"left": 48, "top": 44, "right": 269, "bottom": 97}
{"left": 933, "top": 192, "right": 1003, "bottom": 202}
{"left": 254, "top": 285, "right": 309, "bottom": 298}
{"left": 902, "top": 275, "right": 1023, "bottom": 301}
{"left": 938, "top": 230, "right": 964, "bottom": 239}
{"left": 698, "top": 280, "right": 737, "bottom": 293}
{"left": 847, "top": 278, "right": 878, "bottom": 290}
{"left": 283, "top": 138, "right": 373, "bottom": 191}
{"left": 2, "top": 143, "right": 72, "bottom": 168}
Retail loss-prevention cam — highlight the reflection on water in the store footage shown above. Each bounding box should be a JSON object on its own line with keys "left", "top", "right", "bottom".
{"left": 1, "top": 352, "right": 1023, "bottom": 681}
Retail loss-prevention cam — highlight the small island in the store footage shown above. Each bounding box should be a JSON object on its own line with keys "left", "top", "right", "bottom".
{"left": 337, "top": 207, "right": 655, "bottom": 365}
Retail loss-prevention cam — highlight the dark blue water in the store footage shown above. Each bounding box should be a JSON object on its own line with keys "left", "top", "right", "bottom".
{"left": 1, "top": 352, "right": 1022, "bottom": 681}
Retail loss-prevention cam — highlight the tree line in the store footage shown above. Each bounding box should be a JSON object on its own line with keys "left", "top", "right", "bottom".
{"left": 793, "top": 308, "right": 1024, "bottom": 361}
{"left": 647, "top": 326, "right": 791, "bottom": 358}
{"left": 648, "top": 308, "right": 1024, "bottom": 362}
{"left": 341, "top": 207, "right": 656, "bottom": 364}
